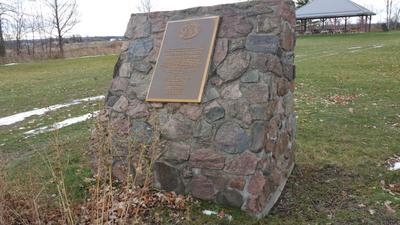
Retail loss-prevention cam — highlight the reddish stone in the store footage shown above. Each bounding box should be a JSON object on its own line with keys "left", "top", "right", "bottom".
{"left": 277, "top": 78, "right": 289, "bottom": 97}
{"left": 126, "top": 99, "right": 149, "bottom": 118}
{"left": 229, "top": 177, "right": 246, "bottom": 191}
{"left": 280, "top": 22, "right": 295, "bottom": 51}
{"left": 221, "top": 82, "right": 242, "bottom": 100}
{"left": 270, "top": 167, "right": 282, "bottom": 187}
{"left": 161, "top": 117, "right": 193, "bottom": 140}
{"left": 219, "top": 16, "right": 253, "bottom": 38}
{"left": 246, "top": 194, "right": 268, "bottom": 214}
{"left": 266, "top": 54, "right": 283, "bottom": 76}
{"left": 162, "top": 142, "right": 190, "bottom": 165}
{"left": 113, "top": 96, "right": 129, "bottom": 113}
{"left": 289, "top": 81, "right": 296, "bottom": 92}
{"left": 209, "top": 77, "right": 223, "bottom": 86}
{"left": 274, "top": 132, "right": 289, "bottom": 158}
{"left": 248, "top": 171, "right": 266, "bottom": 195}
{"left": 213, "top": 38, "right": 229, "bottom": 67}
{"left": 110, "top": 78, "right": 129, "bottom": 91}
{"left": 178, "top": 104, "right": 203, "bottom": 121}
{"left": 241, "top": 83, "right": 270, "bottom": 104}
{"left": 225, "top": 152, "right": 260, "bottom": 176}
{"left": 191, "top": 176, "right": 215, "bottom": 200}
{"left": 189, "top": 149, "right": 225, "bottom": 170}
{"left": 202, "top": 170, "right": 230, "bottom": 190}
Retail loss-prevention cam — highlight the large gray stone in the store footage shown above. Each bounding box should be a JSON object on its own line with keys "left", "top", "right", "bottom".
{"left": 221, "top": 82, "right": 242, "bottom": 100}
{"left": 241, "top": 70, "right": 260, "bottom": 83}
{"left": 241, "top": 83, "right": 270, "bottom": 104}
{"left": 162, "top": 142, "right": 190, "bottom": 165}
{"left": 246, "top": 34, "right": 279, "bottom": 54}
{"left": 217, "top": 51, "right": 251, "bottom": 82}
{"left": 113, "top": 96, "right": 129, "bottom": 113}
{"left": 205, "top": 103, "right": 225, "bottom": 123}
{"left": 130, "top": 121, "right": 153, "bottom": 144}
{"left": 132, "top": 61, "right": 152, "bottom": 73}
{"left": 216, "top": 190, "right": 244, "bottom": 208}
{"left": 215, "top": 122, "right": 251, "bottom": 154}
{"left": 161, "top": 116, "right": 193, "bottom": 140}
{"left": 127, "top": 37, "right": 153, "bottom": 61}
{"left": 125, "top": 15, "right": 151, "bottom": 39}
{"left": 193, "top": 120, "right": 213, "bottom": 138}
{"left": 219, "top": 16, "right": 253, "bottom": 38}
{"left": 154, "top": 162, "right": 184, "bottom": 194}
{"left": 202, "top": 87, "right": 220, "bottom": 103}
{"left": 251, "top": 121, "right": 266, "bottom": 153}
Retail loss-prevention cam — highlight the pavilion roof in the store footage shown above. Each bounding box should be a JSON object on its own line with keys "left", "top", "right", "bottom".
{"left": 296, "top": 0, "right": 375, "bottom": 20}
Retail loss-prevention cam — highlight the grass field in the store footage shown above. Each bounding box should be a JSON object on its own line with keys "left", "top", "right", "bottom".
{"left": 0, "top": 32, "right": 399, "bottom": 224}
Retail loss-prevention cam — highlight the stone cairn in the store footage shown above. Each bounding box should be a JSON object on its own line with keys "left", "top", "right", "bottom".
{"left": 93, "top": 0, "right": 296, "bottom": 219}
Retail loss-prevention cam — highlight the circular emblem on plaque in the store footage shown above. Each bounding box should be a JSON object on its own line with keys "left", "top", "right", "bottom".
{"left": 179, "top": 22, "right": 200, "bottom": 40}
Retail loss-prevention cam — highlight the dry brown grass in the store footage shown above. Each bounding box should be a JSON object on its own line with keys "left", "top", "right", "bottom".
{"left": 0, "top": 115, "right": 192, "bottom": 225}
{"left": 0, "top": 41, "right": 123, "bottom": 64}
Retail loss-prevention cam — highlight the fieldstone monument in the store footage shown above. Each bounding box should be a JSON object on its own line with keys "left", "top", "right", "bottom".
{"left": 93, "top": 0, "right": 296, "bottom": 219}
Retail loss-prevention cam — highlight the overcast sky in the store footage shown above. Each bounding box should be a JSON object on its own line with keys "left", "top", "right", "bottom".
{"left": 48, "top": 0, "right": 392, "bottom": 36}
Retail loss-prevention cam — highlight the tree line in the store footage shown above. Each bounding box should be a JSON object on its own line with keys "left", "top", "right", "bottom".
{"left": 0, "top": 0, "right": 79, "bottom": 58}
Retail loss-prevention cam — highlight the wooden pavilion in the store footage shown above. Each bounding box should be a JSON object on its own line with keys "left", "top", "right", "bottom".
{"left": 296, "top": 0, "right": 375, "bottom": 34}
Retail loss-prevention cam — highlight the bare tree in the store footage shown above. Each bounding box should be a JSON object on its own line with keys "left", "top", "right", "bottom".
{"left": 137, "top": 0, "right": 152, "bottom": 13}
{"left": 0, "top": 2, "right": 14, "bottom": 57}
{"left": 385, "top": 0, "right": 394, "bottom": 30}
{"left": 394, "top": 5, "right": 400, "bottom": 29}
{"left": 10, "top": 0, "right": 26, "bottom": 55}
{"left": 46, "top": 0, "right": 78, "bottom": 57}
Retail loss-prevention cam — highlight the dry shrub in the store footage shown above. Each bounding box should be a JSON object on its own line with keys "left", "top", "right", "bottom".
{"left": 84, "top": 113, "right": 193, "bottom": 225}
{"left": 0, "top": 157, "right": 47, "bottom": 225}
{"left": 0, "top": 113, "right": 193, "bottom": 225}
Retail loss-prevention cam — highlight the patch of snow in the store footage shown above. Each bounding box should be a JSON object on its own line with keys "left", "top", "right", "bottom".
{"left": 66, "top": 54, "right": 118, "bottom": 60}
{"left": 202, "top": 210, "right": 232, "bottom": 221}
{"left": 202, "top": 210, "right": 217, "bottom": 216}
{"left": 2, "top": 63, "right": 18, "bottom": 66}
{"left": 0, "top": 95, "right": 104, "bottom": 127}
{"left": 372, "top": 45, "right": 383, "bottom": 48}
{"left": 348, "top": 46, "right": 362, "bottom": 50}
{"left": 24, "top": 111, "right": 100, "bottom": 136}
{"left": 390, "top": 162, "right": 400, "bottom": 171}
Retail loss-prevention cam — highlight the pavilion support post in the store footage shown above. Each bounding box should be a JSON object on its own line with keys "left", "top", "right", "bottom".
{"left": 360, "top": 16, "right": 363, "bottom": 32}
{"left": 344, "top": 17, "right": 348, "bottom": 33}
{"left": 333, "top": 18, "right": 337, "bottom": 33}
{"left": 369, "top": 16, "right": 372, "bottom": 32}
{"left": 304, "top": 19, "right": 307, "bottom": 33}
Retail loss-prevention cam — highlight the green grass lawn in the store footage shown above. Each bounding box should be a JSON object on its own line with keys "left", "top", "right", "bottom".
{"left": 0, "top": 32, "right": 399, "bottom": 224}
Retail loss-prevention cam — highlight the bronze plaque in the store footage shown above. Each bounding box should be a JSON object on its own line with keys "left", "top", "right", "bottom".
{"left": 146, "top": 16, "right": 220, "bottom": 103}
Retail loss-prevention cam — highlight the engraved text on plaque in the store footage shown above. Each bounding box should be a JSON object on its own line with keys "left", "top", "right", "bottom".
{"left": 146, "top": 16, "right": 220, "bottom": 102}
